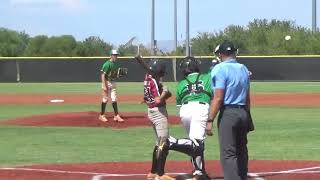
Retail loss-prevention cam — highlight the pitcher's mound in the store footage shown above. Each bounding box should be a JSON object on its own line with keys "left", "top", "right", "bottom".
{"left": 0, "top": 111, "right": 181, "bottom": 128}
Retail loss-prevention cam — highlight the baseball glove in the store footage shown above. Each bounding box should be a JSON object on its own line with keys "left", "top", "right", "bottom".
{"left": 117, "top": 68, "right": 128, "bottom": 78}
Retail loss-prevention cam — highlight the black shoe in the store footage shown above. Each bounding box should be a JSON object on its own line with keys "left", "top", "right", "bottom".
{"left": 193, "top": 173, "right": 211, "bottom": 180}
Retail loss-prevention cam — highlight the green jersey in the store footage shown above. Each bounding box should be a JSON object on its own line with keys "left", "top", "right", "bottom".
{"left": 101, "top": 59, "right": 119, "bottom": 81}
{"left": 176, "top": 72, "right": 212, "bottom": 105}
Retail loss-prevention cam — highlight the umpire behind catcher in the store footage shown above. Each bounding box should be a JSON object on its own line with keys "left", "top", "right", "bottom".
{"left": 206, "top": 41, "right": 254, "bottom": 180}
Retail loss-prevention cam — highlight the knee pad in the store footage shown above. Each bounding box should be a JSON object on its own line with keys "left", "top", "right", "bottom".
{"left": 157, "top": 137, "right": 169, "bottom": 156}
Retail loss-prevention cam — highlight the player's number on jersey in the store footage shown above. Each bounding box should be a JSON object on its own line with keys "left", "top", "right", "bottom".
{"left": 144, "top": 86, "right": 154, "bottom": 103}
{"left": 186, "top": 80, "right": 204, "bottom": 94}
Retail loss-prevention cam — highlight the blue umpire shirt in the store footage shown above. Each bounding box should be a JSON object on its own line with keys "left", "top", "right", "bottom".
{"left": 210, "top": 59, "right": 250, "bottom": 105}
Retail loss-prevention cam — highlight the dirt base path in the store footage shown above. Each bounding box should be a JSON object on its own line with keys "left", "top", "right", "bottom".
{"left": 0, "top": 112, "right": 181, "bottom": 128}
{"left": 1, "top": 93, "right": 320, "bottom": 107}
{"left": 0, "top": 160, "right": 319, "bottom": 180}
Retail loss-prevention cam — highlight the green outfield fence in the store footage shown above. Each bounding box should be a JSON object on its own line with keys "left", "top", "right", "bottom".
{"left": 0, "top": 55, "right": 320, "bottom": 82}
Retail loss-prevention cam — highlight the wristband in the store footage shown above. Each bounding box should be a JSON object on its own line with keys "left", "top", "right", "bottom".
{"left": 207, "top": 119, "right": 214, "bottom": 122}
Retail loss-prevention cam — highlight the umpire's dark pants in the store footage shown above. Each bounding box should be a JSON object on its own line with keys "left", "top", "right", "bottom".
{"left": 218, "top": 107, "right": 250, "bottom": 180}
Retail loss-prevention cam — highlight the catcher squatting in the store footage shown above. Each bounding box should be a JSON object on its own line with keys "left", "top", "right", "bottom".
{"left": 135, "top": 55, "right": 214, "bottom": 180}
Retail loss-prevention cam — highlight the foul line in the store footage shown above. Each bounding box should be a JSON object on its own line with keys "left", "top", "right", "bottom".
{"left": 0, "top": 166, "right": 320, "bottom": 180}
{"left": 251, "top": 166, "right": 320, "bottom": 176}
{"left": 0, "top": 167, "right": 185, "bottom": 179}
{"left": 247, "top": 173, "right": 265, "bottom": 180}
{"left": 0, "top": 167, "right": 105, "bottom": 175}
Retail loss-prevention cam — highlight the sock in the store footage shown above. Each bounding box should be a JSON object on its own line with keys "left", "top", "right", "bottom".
{"left": 101, "top": 102, "right": 107, "bottom": 115}
{"left": 112, "top": 102, "right": 119, "bottom": 115}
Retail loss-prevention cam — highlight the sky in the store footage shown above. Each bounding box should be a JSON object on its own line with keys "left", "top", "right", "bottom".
{"left": 0, "top": 0, "right": 316, "bottom": 46}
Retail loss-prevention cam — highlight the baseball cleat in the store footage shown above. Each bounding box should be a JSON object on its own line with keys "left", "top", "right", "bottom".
{"left": 99, "top": 115, "right": 108, "bottom": 122}
{"left": 147, "top": 172, "right": 157, "bottom": 179}
{"left": 113, "top": 115, "right": 124, "bottom": 122}
{"left": 155, "top": 175, "right": 176, "bottom": 180}
{"left": 192, "top": 173, "right": 211, "bottom": 180}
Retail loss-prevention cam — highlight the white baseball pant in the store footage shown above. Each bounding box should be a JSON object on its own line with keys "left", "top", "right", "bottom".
{"left": 102, "top": 81, "right": 117, "bottom": 103}
{"left": 179, "top": 101, "right": 209, "bottom": 140}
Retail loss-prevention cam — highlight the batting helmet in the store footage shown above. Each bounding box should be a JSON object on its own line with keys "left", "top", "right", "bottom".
{"left": 179, "top": 56, "right": 201, "bottom": 76}
{"left": 149, "top": 59, "right": 166, "bottom": 77}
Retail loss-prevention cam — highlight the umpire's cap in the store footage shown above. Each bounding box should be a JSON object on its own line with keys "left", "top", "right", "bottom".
{"left": 215, "top": 41, "right": 237, "bottom": 55}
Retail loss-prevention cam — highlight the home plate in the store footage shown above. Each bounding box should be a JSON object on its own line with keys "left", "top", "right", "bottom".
{"left": 50, "top": 99, "right": 65, "bottom": 103}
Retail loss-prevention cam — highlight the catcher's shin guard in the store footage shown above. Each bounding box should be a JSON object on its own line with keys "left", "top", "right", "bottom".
{"left": 156, "top": 137, "right": 169, "bottom": 176}
{"left": 168, "top": 136, "right": 206, "bottom": 175}
{"left": 168, "top": 136, "right": 194, "bottom": 156}
{"left": 191, "top": 139, "right": 206, "bottom": 175}
{"left": 191, "top": 153, "right": 205, "bottom": 175}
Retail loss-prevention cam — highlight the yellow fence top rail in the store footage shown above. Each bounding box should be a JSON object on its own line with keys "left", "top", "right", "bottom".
{"left": 0, "top": 55, "right": 320, "bottom": 60}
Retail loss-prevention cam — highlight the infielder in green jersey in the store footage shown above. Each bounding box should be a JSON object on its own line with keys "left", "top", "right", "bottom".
{"left": 168, "top": 56, "right": 213, "bottom": 180}
{"left": 99, "top": 49, "right": 126, "bottom": 123}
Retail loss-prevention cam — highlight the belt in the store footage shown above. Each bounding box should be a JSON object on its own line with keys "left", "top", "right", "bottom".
{"left": 223, "top": 104, "right": 246, "bottom": 109}
{"left": 183, "top": 101, "right": 207, "bottom": 105}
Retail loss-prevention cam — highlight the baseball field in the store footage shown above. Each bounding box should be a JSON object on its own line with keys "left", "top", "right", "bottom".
{"left": 0, "top": 82, "right": 319, "bottom": 180}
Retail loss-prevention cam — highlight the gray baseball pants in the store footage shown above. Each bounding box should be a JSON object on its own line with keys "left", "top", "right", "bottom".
{"left": 218, "top": 107, "right": 250, "bottom": 180}
{"left": 148, "top": 106, "right": 169, "bottom": 145}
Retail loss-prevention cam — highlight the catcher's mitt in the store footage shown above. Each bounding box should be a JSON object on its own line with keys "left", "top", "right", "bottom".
{"left": 117, "top": 68, "right": 128, "bottom": 78}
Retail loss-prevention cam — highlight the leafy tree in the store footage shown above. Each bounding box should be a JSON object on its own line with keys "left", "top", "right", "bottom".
{"left": 136, "top": 44, "right": 152, "bottom": 56}
{"left": 40, "top": 35, "right": 77, "bottom": 56}
{"left": 118, "top": 44, "right": 139, "bottom": 56}
{"left": 75, "top": 36, "right": 113, "bottom": 56}
{"left": 0, "top": 28, "right": 29, "bottom": 57}
{"left": 191, "top": 32, "right": 217, "bottom": 56}
{"left": 3, "top": 18, "right": 320, "bottom": 56}
{"left": 116, "top": 43, "right": 152, "bottom": 56}
{"left": 24, "top": 35, "right": 48, "bottom": 56}
{"left": 223, "top": 25, "right": 248, "bottom": 55}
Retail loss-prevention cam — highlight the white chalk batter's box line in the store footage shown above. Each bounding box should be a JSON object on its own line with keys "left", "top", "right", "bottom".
{"left": 0, "top": 166, "right": 319, "bottom": 180}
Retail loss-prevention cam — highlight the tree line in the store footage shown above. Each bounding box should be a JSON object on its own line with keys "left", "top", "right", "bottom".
{"left": 1, "top": 19, "right": 320, "bottom": 57}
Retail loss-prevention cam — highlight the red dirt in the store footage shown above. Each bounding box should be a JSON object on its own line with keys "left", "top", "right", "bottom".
{"left": 1, "top": 93, "right": 320, "bottom": 107}
{"left": 0, "top": 160, "right": 319, "bottom": 180}
{"left": 0, "top": 112, "right": 181, "bottom": 128}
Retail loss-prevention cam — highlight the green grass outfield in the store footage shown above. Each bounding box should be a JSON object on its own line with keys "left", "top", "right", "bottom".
{"left": 0, "top": 82, "right": 319, "bottom": 167}
{"left": 0, "top": 82, "right": 320, "bottom": 94}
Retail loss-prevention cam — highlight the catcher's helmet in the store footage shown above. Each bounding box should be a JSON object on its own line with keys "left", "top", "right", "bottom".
{"left": 179, "top": 56, "right": 201, "bottom": 76}
{"left": 211, "top": 58, "right": 220, "bottom": 67}
{"left": 149, "top": 59, "right": 166, "bottom": 77}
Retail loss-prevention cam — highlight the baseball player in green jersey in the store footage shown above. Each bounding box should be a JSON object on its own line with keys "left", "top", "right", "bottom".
{"left": 99, "top": 49, "right": 127, "bottom": 123}
{"left": 168, "top": 56, "right": 213, "bottom": 180}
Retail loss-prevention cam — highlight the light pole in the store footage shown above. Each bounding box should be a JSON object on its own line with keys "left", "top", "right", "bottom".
{"left": 151, "top": 0, "right": 156, "bottom": 55}
{"left": 186, "top": 0, "right": 190, "bottom": 56}
{"left": 174, "top": 0, "right": 177, "bottom": 52}
{"left": 312, "top": 0, "right": 317, "bottom": 32}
